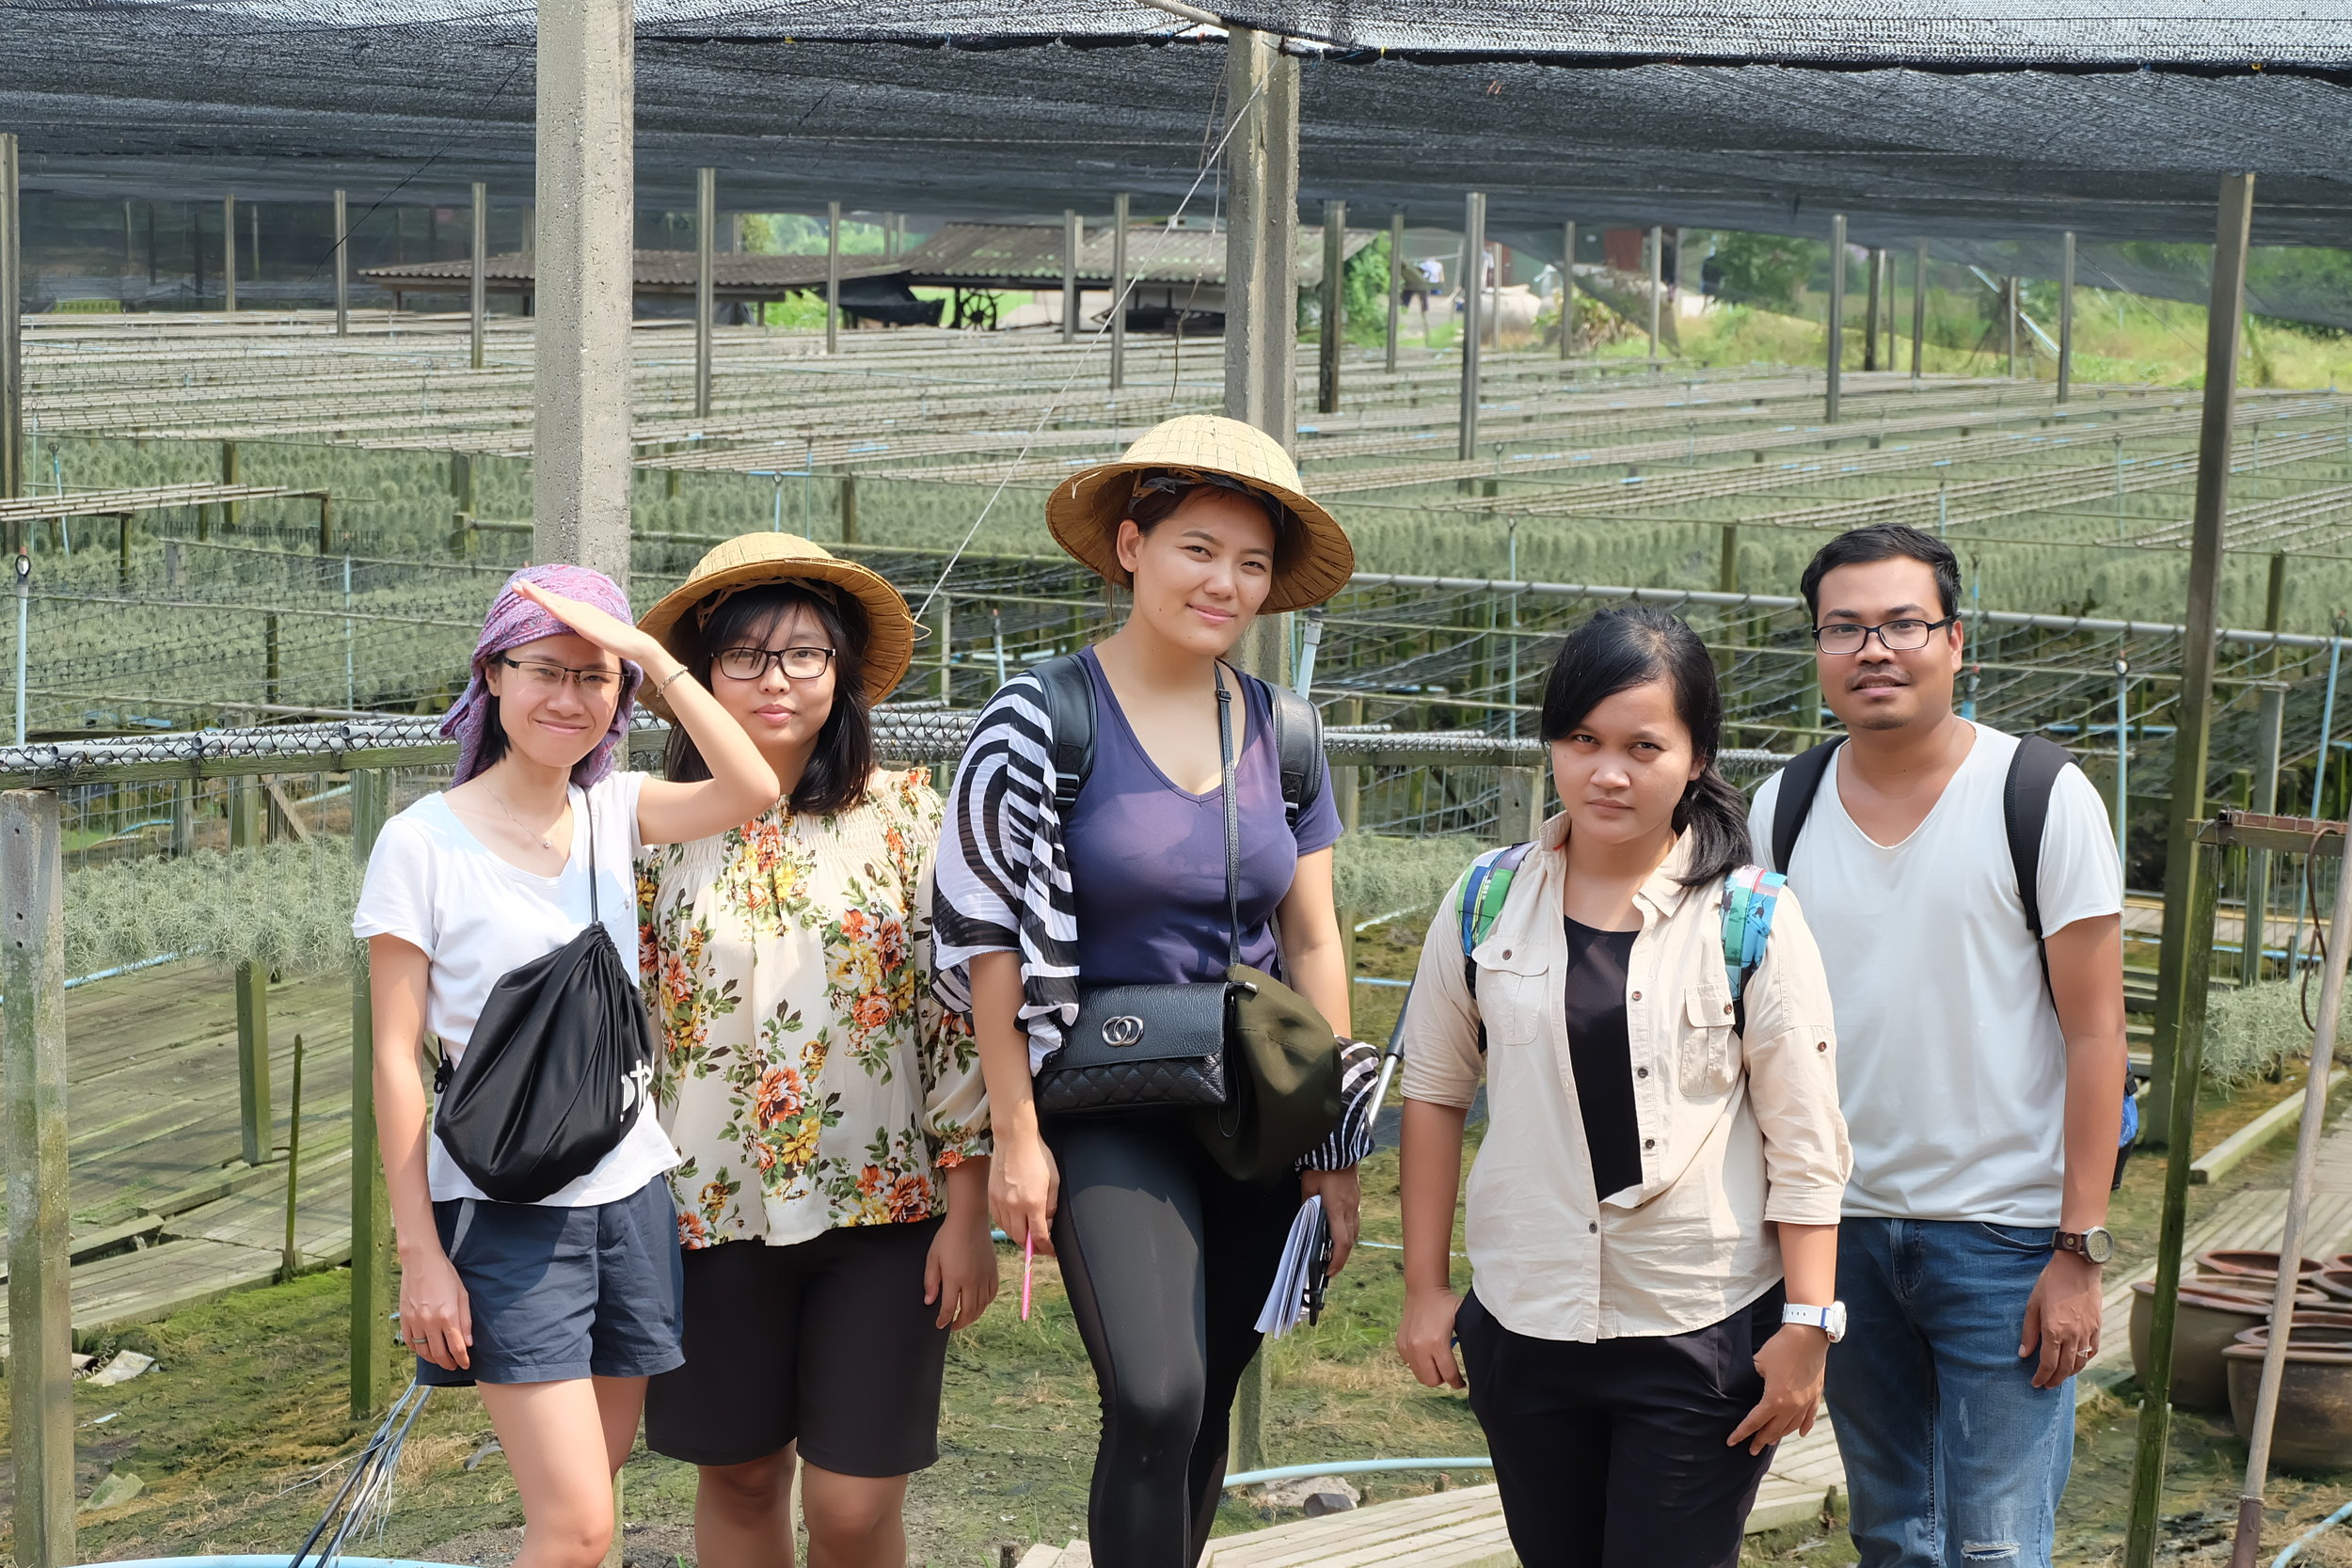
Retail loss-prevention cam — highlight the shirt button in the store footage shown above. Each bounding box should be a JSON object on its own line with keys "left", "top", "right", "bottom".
{"left": 1724, "top": 1003, "right": 1735, "bottom": 1016}
{"left": 1635, "top": 1066, "right": 1649, "bottom": 1079}
{"left": 1630, "top": 990, "right": 1643, "bottom": 1001}
{"left": 1587, "top": 1222, "right": 1598, "bottom": 1234}
{"left": 1644, "top": 1138, "right": 1656, "bottom": 1150}
{"left": 1502, "top": 949, "right": 1512, "bottom": 959}
{"left": 1818, "top": 1040, "right": 1830, "bottom": 1053}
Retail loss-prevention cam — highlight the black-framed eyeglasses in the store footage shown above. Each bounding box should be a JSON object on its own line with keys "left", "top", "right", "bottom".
{"left": 497, "top": 655, "right": 623, "bottom": 695}
{"left": 1811, "top": 616, "right": 1960, "bottom": 655}
{"left": 713, "top": 645, "right": 836, "bottom": 682}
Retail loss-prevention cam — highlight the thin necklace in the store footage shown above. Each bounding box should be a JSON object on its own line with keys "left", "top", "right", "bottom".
{"left": 485, "top": 788, "right": 561, "bottom": 850}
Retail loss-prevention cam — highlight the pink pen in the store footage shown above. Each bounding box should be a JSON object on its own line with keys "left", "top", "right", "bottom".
{"left": 1021, "top": 1229, "right": 1036, "bottom": 1320}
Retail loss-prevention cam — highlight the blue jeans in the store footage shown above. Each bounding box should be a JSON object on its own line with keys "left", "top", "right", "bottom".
{"left": 1826, "top": 1218, "right": 2074, "bottom": 1567}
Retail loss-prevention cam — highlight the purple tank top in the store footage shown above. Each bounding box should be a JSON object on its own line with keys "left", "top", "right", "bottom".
{"left": 1064, "top": 648, "right": 1343, "bottom": 988}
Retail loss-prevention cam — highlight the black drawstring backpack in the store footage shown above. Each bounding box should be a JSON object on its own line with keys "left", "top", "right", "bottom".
{"left": 432, "top": 795, "right": 657, "bottom": 1203}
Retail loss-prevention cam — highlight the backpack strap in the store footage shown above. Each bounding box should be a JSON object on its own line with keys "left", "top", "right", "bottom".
{"left": 1720, "top": 864, "right": 1787, "bottom": 1037}
{"left": 1266, "top": 679, "right": 1329, "bottom": 832}
{"left": 1028, "top": 652, "right": 1098, "bottom": 814}
{"left": 1768, "top": 737, "right": 1846, "bottom": 875}
{"left": 1457, "top": 841, "right": 1535, "bottom": 1055}
{"left": 2005, "top": 734, "right": 2077, "bottom": 949}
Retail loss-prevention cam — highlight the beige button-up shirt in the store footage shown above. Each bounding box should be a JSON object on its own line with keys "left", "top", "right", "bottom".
{"left": 1401, "top": 819, "right": 1850, "bottom": 1341}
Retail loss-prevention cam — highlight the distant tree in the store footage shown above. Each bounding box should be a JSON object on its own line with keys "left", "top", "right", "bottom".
{"left": 1710, "top": 231, "right": 1815, "bottom": 310}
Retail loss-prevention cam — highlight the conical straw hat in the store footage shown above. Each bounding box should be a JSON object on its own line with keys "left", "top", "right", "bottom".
{"left": 636, "top": 532, "right": 915, "bottom": 712}
{"left": 1045, "top": 415, "right": 1354, "bottom": 613}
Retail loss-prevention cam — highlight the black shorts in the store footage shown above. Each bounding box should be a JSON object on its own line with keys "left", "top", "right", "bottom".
{"left": 644, "top": 1218, "right": 949, "bottom": 1478}
{"left": 418, "top": 1177, "right": 686, "bottom": 1388}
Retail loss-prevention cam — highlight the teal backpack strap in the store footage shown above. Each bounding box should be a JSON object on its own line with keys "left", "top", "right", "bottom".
{"left": 1457, "top": 841, "right": 1534, "bottom": 1054}
{"left": 1719, "top": 864, "right": 1787, "bottom": 1036}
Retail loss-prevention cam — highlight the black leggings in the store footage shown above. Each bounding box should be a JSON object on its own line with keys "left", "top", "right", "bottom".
{"left": 1045, "top": 1114, "right": 1301, "bottom": 1568}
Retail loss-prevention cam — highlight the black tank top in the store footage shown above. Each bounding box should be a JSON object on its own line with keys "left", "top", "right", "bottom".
{"left": 1563, "top": 916, "right": 1643, "bottom": 1200}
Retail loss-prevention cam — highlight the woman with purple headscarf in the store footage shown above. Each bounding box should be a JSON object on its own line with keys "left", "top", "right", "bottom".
{"left": 352, "top": 564, "right": 778, "bottom": 1568}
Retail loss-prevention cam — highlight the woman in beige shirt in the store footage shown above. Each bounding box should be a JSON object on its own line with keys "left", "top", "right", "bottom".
{"left": 1394, "top": 606, "right": 1851, "bottom": 1568}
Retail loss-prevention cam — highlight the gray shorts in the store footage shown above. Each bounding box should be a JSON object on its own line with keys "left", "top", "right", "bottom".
{"left": 418, "top": 1177, "right": 685, "bottom": 1387}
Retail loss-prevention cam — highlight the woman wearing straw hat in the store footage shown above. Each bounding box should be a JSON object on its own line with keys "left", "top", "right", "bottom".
{"left": 933, "top": 416, "right": 1376, "bottom": 1568}
{"left": 634, "top": 534, "right": 994, "bottom": 1568}
{"left": 354, "top": 564, "right": 781, "bottom": 1568}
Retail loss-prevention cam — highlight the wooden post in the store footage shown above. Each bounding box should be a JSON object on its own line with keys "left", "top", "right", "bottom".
{"left": 0, "top": 134, "right": 22, "bottom": 519}
{"left": 2246, "top": 553, "right": 2290, "bottom": 986}
{"left": 223, "top": 191, "right": 237, "bottom": 314}
{"left": 116, "top": 513, "right": 131, "bottom": 594}
{"left": 1385, "top": 210, "right": 1403, "bottom": 373}
{"left": 1558, "top": 219, "right": 1577, "bottom": 362}
{"left": 469, "top": 181, "right": 487, "bottom": 371}
{"left": 1826, "top": 214, "right": 1846, "bottom": 422}
{"left": 1456, "top": 192, "right": 1485, "bottom": 461}
{"left": 1110, "top": 192, "right": 1129, "bottom": 391}
{"left": 281, "top": 1033, "right": 306, "bottom": 1278}
{"left": 2124, "top": 838, "right": 2221, "bottom": 1567}
{"left": 221, "top": 439, "right": 240, "bottom": 533}
{"left": 1645, "top": 225, "right": 1662, "bottom": 362}
{"left": 825, "top": 200, "right": 841, "bottom": 356}
{"left": 349, "top": 767, "right": 394, "bottom": 1415}
{"left": 1318, "top": 198, "right": 1344, "bottom": 415}
{"left": 694, "top": 167, "right": 715, "bottom": 419}
{"left": 5, "top": 789, "right": 73, "bottom": 1568}
{"left": 2057, "top": 230, "right": 2076, "bottom": 404}
{"left": 230, "top": 778, "right": 271, "bottom": 1164}
{"left": 838, "top": 473, "right": 858, "bottom": 546}
{"left": 333, "top": 189, "right": 349, "bottom": 337}
{"left": 935, "top": 596, "right": 953, "bottom": 705}
{"left": 2143, "top": 173, "right": 2255, "bottom": 1149}
{"left": 2005, "top": 276, "right": 2019, "bottom": 377}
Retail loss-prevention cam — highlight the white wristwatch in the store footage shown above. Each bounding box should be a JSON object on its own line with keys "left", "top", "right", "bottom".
{"left": 1783, "top": 1301, "right": 1848, "bottom": 1342}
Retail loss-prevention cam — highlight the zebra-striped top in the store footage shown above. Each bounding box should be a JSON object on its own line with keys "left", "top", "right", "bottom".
{"left": 930, "top": 671, "right": 1376, "bottom": 1171}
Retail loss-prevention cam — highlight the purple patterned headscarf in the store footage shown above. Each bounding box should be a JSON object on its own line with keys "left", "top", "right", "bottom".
{"left": 440, "top": 563, "right": 644, "bottom": 787}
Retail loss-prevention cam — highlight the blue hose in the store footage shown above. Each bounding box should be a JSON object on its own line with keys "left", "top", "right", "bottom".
{"left": 2277, "top": 1499, "right": 2352, "bottom": 1567}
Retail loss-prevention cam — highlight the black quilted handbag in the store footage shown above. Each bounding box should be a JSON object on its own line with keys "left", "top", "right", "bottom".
{"left": 1033, "top": 666, "right": 1250, "bottom": 1118}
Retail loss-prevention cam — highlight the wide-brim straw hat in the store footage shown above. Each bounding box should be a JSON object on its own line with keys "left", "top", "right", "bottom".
{"left": 1046, "top": 415, "right": 1354, "bottom": 613}
{"left": 636, "top": 532, "right": 916, "bottom": 713}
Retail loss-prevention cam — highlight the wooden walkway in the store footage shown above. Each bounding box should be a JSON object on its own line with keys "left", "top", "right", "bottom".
{"left": 0, "top": 959, "right": 358, "bottom": 1362}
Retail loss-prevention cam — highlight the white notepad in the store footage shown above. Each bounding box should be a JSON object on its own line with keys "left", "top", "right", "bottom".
{"left": 1255, "top": 1195, "right": 1327, "bottom": 1338}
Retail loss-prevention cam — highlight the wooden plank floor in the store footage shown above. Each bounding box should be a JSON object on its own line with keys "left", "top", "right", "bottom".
{"left": 0, "top": 959, "right": 359, "bottom": 1363}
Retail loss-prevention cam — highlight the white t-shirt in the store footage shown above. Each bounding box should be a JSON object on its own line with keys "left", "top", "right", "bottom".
{"left": 1747, "top": 723, "right": 2122, "bottom": 1226}
{"left": 351, "top": 769, "right": 677, "bottom": 1207}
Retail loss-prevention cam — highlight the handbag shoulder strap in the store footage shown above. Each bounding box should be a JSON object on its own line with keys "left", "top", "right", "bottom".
{"left": 1216, "top": 664, "right": 1240, "bottom": 970}
{"left": 583, "top": 786, "right": 599, "bottom": 927}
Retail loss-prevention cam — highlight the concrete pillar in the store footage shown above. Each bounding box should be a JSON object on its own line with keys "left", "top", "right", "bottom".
{"left": 1645, "top": 224, "right": 1662, "bottom": 361}
{"left": 532, "top": 0, "right": 636, "bottom": 584}
{"left": 1911, "top": 239, "right": 1927, "bottom": 382}
{"left": 1864, "top": 245, "right": 1883, "bottom": 372}
{"left": 0, "top": 134, "right": 20, "bottom": 512}
{"left": 2058, "top": 230, "right": 2076, "bottom": 404}
{"left": 223, "top": 192, "right": 237, "bottom": 314}
{"left": 1062, "top": 209, "right": 1080, "bottom": 344}
{"left": 695, "top": 166, "right": 715, "bottom": 419}
{"left": 469, "top": 181, "right": 487, "bottom": 370}
{"left": 332, "top": 188, "right": 350, "bottom": 336}
{"left": 1222, "top": 27, "right": 1298, "bottom": 450}
{"left": 1318, "top": 198, "right": 1344, "bottom": 415}
{"left": 1498, "top": 767, "right": 1545, "bottom": 844}
{"left": 5, "top": 789, "right": 72, "bottom": 1568}
{"left": 1110, "top": 191, "right": 1128, "bottom": 390}
{"left": 1826, "top": 214, "right": 1846, "bottom": 423}
{"left": 1456, "top": 191, "right": 1486, "bottom": 461}
{"left": 1222, "top": 24, "right": 1298, "bottom": 687}
{"left": 1384, "top": 210, "right": 1403, "bottom": 373}
{"left": 1559, "top": 219, "right": 1577, "bottom": 361}
{"left": 825, "top": 199, "right": 840, "bottom": 356}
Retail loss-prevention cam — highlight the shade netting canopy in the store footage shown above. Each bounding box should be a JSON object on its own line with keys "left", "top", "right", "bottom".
{"left": 2, "top": 2, "right": 2348, "bottom": 246}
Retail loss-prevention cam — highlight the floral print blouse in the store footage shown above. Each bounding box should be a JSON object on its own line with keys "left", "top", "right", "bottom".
{"left": 639, "top": 767, "right": 990, "bottom": 1249}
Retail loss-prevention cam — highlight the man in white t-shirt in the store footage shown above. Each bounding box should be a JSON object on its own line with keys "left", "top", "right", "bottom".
{"left": 1747, "top": 524, "right": 2126, "bottom": 1568}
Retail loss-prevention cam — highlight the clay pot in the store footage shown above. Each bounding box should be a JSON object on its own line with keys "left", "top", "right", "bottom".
{"left": 2225, "top": 1333, "right": 2352, "bottom": 1472}
{"left": 2234, "top": 1317, "right": 2352, "bottom": 1345}
{"left": 2197, "top": 1249, "right": 2326, "bottom": 1284}
{"left": 2132, "top": 1280, "right": 2328, "bottom": 1410}
{"left": 2314, "top": 1268, "right": 2352, "bottom": 1303}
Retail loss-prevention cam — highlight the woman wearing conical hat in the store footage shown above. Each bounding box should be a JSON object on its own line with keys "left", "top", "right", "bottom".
{"left": 931, "top": 415, "right": 1376, "bottom": 1567}
{"left": 632, "top": 535, "right": 995, "bottom": 1568}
